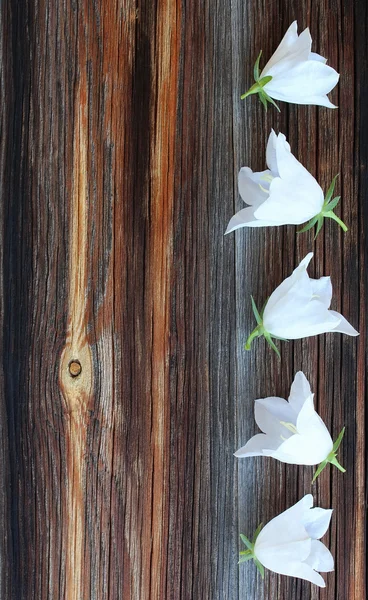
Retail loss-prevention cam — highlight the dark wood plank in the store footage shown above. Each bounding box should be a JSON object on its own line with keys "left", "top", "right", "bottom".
{"left": 0, "top": 0, "right": 366, "bottom": 598}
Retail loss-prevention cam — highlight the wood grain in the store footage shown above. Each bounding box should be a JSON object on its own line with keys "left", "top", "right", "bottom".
{"left": 0, "top": 0, "right": 366, "bottom": 599}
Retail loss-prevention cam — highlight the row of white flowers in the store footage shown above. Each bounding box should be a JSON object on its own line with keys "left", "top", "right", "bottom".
{"left": 230, "top": 22, "right": 358, "bottom": 589}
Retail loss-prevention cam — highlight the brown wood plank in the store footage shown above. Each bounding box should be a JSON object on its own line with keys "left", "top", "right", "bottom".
{"left": 0, "top": 0, "right": 366, "bottom": 598}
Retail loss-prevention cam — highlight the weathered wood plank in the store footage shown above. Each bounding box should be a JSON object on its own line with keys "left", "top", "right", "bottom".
{"left": 0, "top": 0, "right": 366, "bottom": 599}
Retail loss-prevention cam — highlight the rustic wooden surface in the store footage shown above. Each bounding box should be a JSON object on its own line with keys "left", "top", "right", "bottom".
{"left": 0, "top": 0, "right": 366, "bottom": 598}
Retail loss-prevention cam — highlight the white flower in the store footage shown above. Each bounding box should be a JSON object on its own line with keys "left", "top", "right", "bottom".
{"left": 235, "top": 371, "right": 345, "bottom": 478}
{"left": 242, "top": 21, "right": 339, "bottom": 109}
{"left": 239, "top": 495, "right": 334, "bottom": 587}
{"left": 225, "top": 131, "right": 347, "bottom": 234}
{"left": 246, "top": 252, "right": 359, "bottom": 356}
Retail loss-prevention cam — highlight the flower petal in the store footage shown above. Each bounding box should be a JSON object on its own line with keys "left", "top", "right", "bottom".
{"left": 238, "top": 167, "right": 271, "bottom": 206}
{"left": 255, "top": 495, "right": 313, "bottom": 552}
{"left": 225, "top": 167, "right": 278, "bottom": 232}
{"left": 274, "top": 132, "right": 309, "bottom": 181}
{"left": 255, "top": 541, "right": 312, "bottom": 575}
{"left": 305, "top": 540, "right": 334, "bottom": 572}
{"left": 262, "top": 28, "right": 313, "bottom": 79}
{"left": 255, "top": 397, "right": 297, "bottom": 436}
{"left": 310, "top": 52, "right": 327, "bottom": 64}
{"left": 288, "top": 371, "right": 312, "bottom": 413}
{"left": 254, "top": 495, "right": 330, "bottom": 587}
{"left": 295, "top": 400, "right": 333, "bottom": 458}
{"left": 234, "top": 433, "right": 281, "bottom": 458}
{"left": 225, "top": 207, "right": 277, "bottom": 232}
{"left": 310, "top": 276, "right": 332, "bottom": 308}
{"left": 261, "top": 21, "right": 299, "bottom": 75}
{"left": 329, "top": 311, "right": 359, "bottom": 336}
{"left": 266, "top": 129, "right": 280, "bottom": 175}
{"left": 263, "top": 252, "right": 314, "bottom": 316}
{"left": 268, "top": 561, "right": 327, "bottom": 587}
{"left": 254, "top": 173, "right": 324, "bottom": 224}
{"left": 303, "top": 508, "right": 333, "bottom": 540}
{"left": 275, "top": 429, "right": 332, "bottom": 465}
{"left": 264, "top": 61, "right": 339, "bottom": 105}
{"left": 265, "top": 298, "right": 341, "bottom": 339}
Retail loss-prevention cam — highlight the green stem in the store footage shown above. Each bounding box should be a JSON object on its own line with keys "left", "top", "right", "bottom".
{"left": 329, "top": 455, "right": 346, "bottom": 473}
{"left": 324, "top": 210, "right": 348, "bottom": 232}
{"left": 245, "top": 325, "right": 263, "bottom": 350}
{"left": 241, "top": 82, "right": 263, "bottom": 100}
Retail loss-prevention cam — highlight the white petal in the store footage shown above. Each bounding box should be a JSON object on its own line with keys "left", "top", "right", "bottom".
{"left": 268, "top": 561, "right": 327, "bottom": 587}
{"left": 255, "top": 495, "right": 313, "bottom": 552}
{"left": 264, "top": 61, "right": 339, "bottom": 104}
{"left": 254, "top": 173, "right": 324, "bottom": 224}
{"left": 262, "top": 256, "right": 341, "bottom": 338}
{"left": 255, "top": 540, "right": 312, "bottom": 574}
{"left": 310, "top": 276, "right": 332, "bottom": 308}
{"left": 274, "top": 132, "right": 308, "bottom": 181}
{"left": 225, "top": 167, "right": 277, "bottom": 232}
{"left": 305, "top": 540, "right": 334, "bottom": 572}
{"left": 234, "top": 433, "right": 281, "bottom": 458}
{"left": 329, "top": 310, "right": 359, "bottom": 336}
{"left": 263, "top": 252, "right": 314, "bottom": 317}
{"left": 294, "top": 401, "right": 333, "bottom": 462}
{"left": 255, "top": 397, "right": 297, "bottom": 437}
{"left": 225, "top": 207, "right": 277, "bottom": 232}
{"left": 296, "top": 94, "right": 337, "bottom": 109}
{"left": 288, "top": 371, "right": 312, "bottom": 413}
{"left": 238, "top": 167, "right": 270, "bottom": 206}
{"left": 275, "top": 429, "right": 331, "bottom": 465}
{"left": 266, "top": 129, "right": 280, "bottom": 175}
{"left": 261, "top": 21, "right": 299, "bottom": 75}
{"left": 310, "top": 52, "right": 327, "bottom": 64}
{"left": 262, "top": 28, "right": 313, "bottom": 79}
{"left": 265, "top": 298, "right": 341, "bottom": 339}
{"left": 271, "top": 388, "right": 332, "bottom": 465}
{"left": 303, "top": 508, "right": 333, "bottom": 540}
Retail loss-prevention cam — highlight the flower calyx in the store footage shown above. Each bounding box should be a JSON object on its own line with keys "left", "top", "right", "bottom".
{"left": 241, "top": 51, "right": 280, "bottom": 112}
{"left": 245, "top": 296, "right": 286, "bottom": 358}
{"left": 312, "top": 427, "right": 346, "bottom": 483}
{"left": 239, "top": 523, "right": 264, "bottom": 577}
{"left": 298, "top": 175, "right": 348, "bottom": 238}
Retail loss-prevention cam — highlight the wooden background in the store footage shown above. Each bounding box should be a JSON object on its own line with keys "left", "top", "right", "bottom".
{"left": 0, "top": 0, "right": 366, "bottom": 598}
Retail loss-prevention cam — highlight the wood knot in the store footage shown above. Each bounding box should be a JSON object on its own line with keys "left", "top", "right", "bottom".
{"left": 59, "top": 344, "right": 93, "bottom": 415}
{"left": 69, "top": 360, "right": 82, "bottom": 378}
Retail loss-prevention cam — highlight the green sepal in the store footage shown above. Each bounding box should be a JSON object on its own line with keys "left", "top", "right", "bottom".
{"left": 238, "top": 554, "right": 254, "bottom": 564}
{"left": 252, "top": 523, "right": 263, "bottom": 544}
{"left": 312, "top": 427, "right": 346, "bottom": 483}
{"left": 264, "top": 334, "right": 281, "bottom": 359}
{"left": 259, "top": 88, "right": 280, "bottom": 112}
{"left": 253, "top": 50, "right": 262, "bottom": 81}
{"left": 312, "top": 459, "right": 328, "bottom": 483}
{"left": 333, "top": 427, "right": 345, "bottom": 452}
{"left": 241, "top": 52, "right": 279, "bottom": 111}
{"left": 298, "top": 175, "right": 347, "bottom": 238}
{"left": 245, "top": 297, "right": 285, "bottom": 357}
{"left": 298, "top": 215, "right": 319, "bottom": 234}
{"left": 314, "top": 216, "right": 324, "bottom": 240}
{"left": 324, "top": 195, "right": 341, "bottom": 212}
{"left": 251, "top": 295, "right": 263, "bottom": 326}
{"left": 254, "top": 559, "right": 265, "bottom": 579}
{"left": 324, "top": 174, "right": 339, "bottom": 205}
{"left": 258, "top": 92, "right": 269, "bottom": 111}
{"left": 239, "top": 527, "right": 265, "bottom": 577}
{"left": 240, "top": 534, "right": 253, "bottom": 551}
